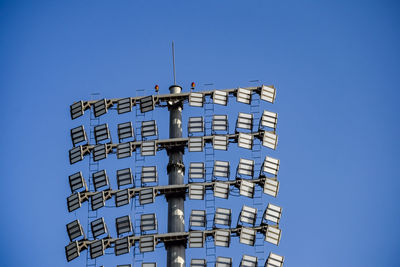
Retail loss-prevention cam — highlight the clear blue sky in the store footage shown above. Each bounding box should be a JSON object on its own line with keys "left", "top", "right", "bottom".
{"left": 0, "top": 0, "right": 399, "bottom": 266}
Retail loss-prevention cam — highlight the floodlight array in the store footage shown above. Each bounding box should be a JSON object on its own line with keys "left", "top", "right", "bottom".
{"left": 70, "top": 125, "right": 87, "bottom": 146}
{"left": 191, "top": 259, "right": 206, "bottom": 267}
{"left": 66, "top": 220, "right": 84, "bottom": 241}
{"left": 117, "top": 97, "right": 132, "bottom": 114}
{"left": 116, "top": 215, "right": 132, "bottom": 236}
{"left": 266, "top": 252, "right": 284, "bottom": 267}
{"left": 212, "top": 115, "right": 228, "bottom": 132}
{"left": 115, "top": 189, "right": 130, "bottom": 207}
{"left": 236, "top": 112, "right": 253, "bottom": 132}
{"left": 115, "top": 236, "right": 130, "bottom": 256}
{"left": 140, "top": 95, "right": 154, "bottom": 113}
{"left": 189, "top": 210, "right": 206, "bottom": 228}
{"left": 188, "top": 116, "right": 204, "bottom": 134}
{"left": 188, "top": 162, "right": 205, "bottom": 180}
{"left": 140, "top": 213, "right": 157, "bottom": 233}
{"left": 116, "top": 168, "right": 133, "bottom": 188}
{"left": 68, "top": 172, "right": 86, "bottom": 193}
{"left": 213, "top": 90, "right": 228, "bottom": 105}
{"left": 90, "top": 239, "right": 104, "bottom": 259}
{"left": 91, "top": 191, "right": 105, "bottom": 211}
{"left": 189, "top": 92, "right": 204, "bottom": 107}
{"left": 141, "top": 120, "right": 158, "bottom": 139}
{"left": 91, "top": 217, "right": 108, "bottom": 238}
{"left": 117, "top": 122, "right": 134, "bottom": 141}
{"left": 93, "top": 99, "right": 108, "bottom": 117}
{"left": 94, "top": 123, "right": 110, "bottom": 143}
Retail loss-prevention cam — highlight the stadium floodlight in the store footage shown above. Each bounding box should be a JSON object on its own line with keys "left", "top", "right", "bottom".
{"left": 139, "top": 235, "right": 155, "bottom": 253}
{"left": 93, "top": 144, "right": 108, "bottom": 161}
{"left": 189, "top": 92, "right": 204, "bottom": 107}
{"left": 240, "top": 180, "right": 255, "bottom": 198}
{"left": 236, "top": 87, "right": 252, "bottom": 104}
{"left": 117, "top": 142, "right": 132, "bottom": 159}
{"left": 92, "top": 170, "right": 109, "bottom": 191}
{"left": 115, "top": 189, "right": 130, "bottom": 207}
{"left": 238, "top": 133, "right": 253, "bottom": 150}
{"left": 118, "top": 122, "right": 134, "bottom": 141}
{"left": 189, "top": 210, "right": 206, "bottom": 228}
{"left": 264, "top": 204, "right": 282, "bottom": 225}
{"left": 260, "top": 110, "right": 278, "bottom": 131}
{"left": 188, "top": 116, "right": 204, "bottom": 134}
{"left": 90, "top": 239, "right": 104, "bottom": 259}
{"left": 260, "top": 85, "right": 276, "bottom": 103}
{"left": 70, "top": 101, "right": 84, "bottom": 119}
{"left": 189, "top": 232, "right": 204, "bottom": 248}
{"left": 214, "top": 207, "right": 231, "bottom": 227}
{"left": 140, "top": 213, "right": 158, "bottom": 232}
{"left": 140, "top": 95, "right": 154, "bottom": 113}
{"left": 236, "top": 112, "right": 253, "bottom": 132}
{"left": 68, "top": 172, "right": 87, "bottom": 193}
{"left": 91, "top": 191, "right": 105, "bottom": 211}
{"left": 213, "top": 160, "right": 230, "bottom": 179}
{"left": 263, "top": 178, "right": 279, "bottom": 197}
{"left": 66, "top": 220, "right": 84, "bottom": 241}
{"left": 216, "top": 256, "right": 232, "bottom": 267}
{"left": 94, "top": 123, "right": 110, "bottom": 143}
{"left": 189, "top": 184, "right": 204, "bottom": 200}
{"left": 70, "top": 125, "right": 87, "bottom": 147}
{"left": 265, "top": 226, "right": 281, "bottom": 246}
{"left": 115, "top": 236, "right": 130, "bottom": 256}
{"left": 214, "top": 230, "right": 230, "bottom": 247}
{"left": 212, "top": 115, "right": 228, "bottom": 132}
{"left": 139, "top": 188, "right": 155, "bottom": 205}
{"left": 117, "top": 265, "right": 132, "bottom": 267}
{"left": 117, "top": 97, "right": 132, "bottom": 114}
{"left": 262, "top": 156, "right": 280, "bottom": 176}
{"left": 116, "top": 215, "right": 132, "bottom": 236}
{"left": 239, "top": 227, "right": 256, "bottom": 246}
{"left": 65, "top": 241, "right": 80, "bottom": 262}
{"left": 237, "top": 158, "right": 254, "bottom": 178}
{"left": 188, "top": 162, "right": 205, "bottom": 181}
{"left": 240, "top": 255, "right": 258, "bottom": 267}
{"left": 141, "top": 141, "right": 156, "bottom": 156}
{"left": 191, "top": 259, "right": 206, "bottom": 267}
{"left": 93, "top": 99, "right": 108, "bottom": 117}
{"left": 239, "top": 205, "right": 257, "bottom": 226}
{"left": 69, "top": 146, "right": 83, "bottom": 164}
{"left": 90, "top": 217, "right": 108, "bottom": 238}
{"left": 213, "top": 90, "right": 228, "bottom": 106}
{"left": 67, "top": 193, "right": 81, "bottom": 212}
{"left": 141, "top": 120, "right": 158, "bottom": 139}
{"left": 188, "top": 137, "right": 204, "bottom": 152}
{"left": 265, "top": 252, "right": 284, "bottom": 267}
{"left": 262, "top": 132, "right": 278, "bottom": 150}
{"left": 141, "top": 166, "right": 158, "bottom": 184}
{"left": 213, "top": 135, "right": 229, "bottom": 150}
{"left": 116, "top": 168, "right": 133, "bottom": 188}
{"left": 142, "top": 263, "right": 156, "bottom": 267}
{"left": 214, "top": 182, "right": 230, "bottom": 199}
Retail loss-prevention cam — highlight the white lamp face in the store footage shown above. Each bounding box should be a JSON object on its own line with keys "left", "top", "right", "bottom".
{"left": 117, "top": 98, "right": 132, "bottom": 114}
{"left": 140, "top": 95, "right": 154, "bottom": 113}
{"left": 213, "top": 90, "right": 228, "bottom": 106}
{"left": 118, "top": 122, "right": 134, "bottom": 140}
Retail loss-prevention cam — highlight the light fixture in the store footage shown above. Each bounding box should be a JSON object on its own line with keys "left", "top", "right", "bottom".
{"left": 140, "top": 213, "right": 158, "bottom": 232}
{"left": 216, "top": 256, "right": 232, "bottom": 267}
{"left": 265, "top": 252, "right": 284, "bottom": 267}
{"left": 214, "top": 230, "right": 230, "bottom": 247}
{"left": 92, "top": 170, "right": 109, "bottom": 191}
{"left": 116, "top": 168, "right": 133, "bottom": 189}
{"left": 191, "top": 259, "right": 206, "bottom": 267}
{"left": 66, "top": 220, "right": 84, "bottom": 241}
{"left": 189, "top": 92, "right": 204, "bottom": 107}
{"left": 115, "top": 189, "right": 130, "bottom": 207}
{"left": 189, "top": 184, "right": 204, "bottom": 200}
{"left": 189, "top": 210, "right": 206, "bottom": 228}
{"left": 239, "top": 205, "right": 257, "bottom": 226}
{"left": 214, "top": 207, "right": 231, "bottom": 227}
{"left": 265, "top": 225, "right": 281, "bottom": 246}
{"left": 140, "top": 95, "right": 154, "bottom": 113}
{"left": 260, "top": 110, "right": 278, "bottom": 131}
{"left": 91, "top": 191, "right": 105, "bottom": 211}
{"left": 188, "top": 137, "right": 204, "bottom": 152}
{"left": 67, "top": 193, "right": 81, "bottom": 212}
{"left": 188, "top": 116, "right": 204, "bottom": 134}
{"left": 213, "top": 160, "right": 230, "bottom": 179}
{"left": 118, "top": 122, "right": 134, "bottom": 141}
{"left": 264, "top": 204, "right": 282, "bottom": 225}
{"left": 262, "top": 156, "right": 280, "bottom": 176}
{"left": 213, "top": 135, "right": 228, "bottom": 151}
{"left": 239, "top": 227, "right": 256, "bottom": 246}
{"left": 93, "top": 144, "right": 108, "bottom": 161}
{"left": 237, "top": 158, "right": 254, "bottom": 178}
{"left": 117, "top": 97, "right": 132, "bottom": 114}
{"left": 240, "top": 255, "right": 258, "bottom": 267}
{"left": 239, "top": 180, "right": 255, "bottom": 198}
{"left": 139, "top": 235, "right": 155, "bottom": 253}
{"left": 139, "top": 188, "right": 154, "bottom": 205}
{"left": 93, "top": 99, "right": 108, "bottom": 117}
{"left": 90, "top": 239, "right": 104, "bottom": 259}
{"left": 188, "top": 162, "right": 205, "bottom": 181}
{"left": 94, "top": 123, "right": 110, "bottom": 143}
{"left": 70, "top": 101, "right": 84, "bottom": 119}
{"left": 260, "top": 85, "right": 276, "bottom": 103}
{"left": 70, "top": 125, "right": 87, "bottom": 146}
{"left": 117, "top": 142, "right": 132, "bottom": 159}
{"left": 238, "top": 133, "right": 253, "bottom": 150}
{"left": 214, "top": 182, "right": 230, "bottom": 199}
{"left": 68, "top": 172, "right": 87, "bottom": 193}
{"left": 141, "top": 120, "right": 158, "bottom": 139}
{"left": 115, "top": 215, "right": 132, "bottom": 236}
{"left": 117, "top": 265, "right": 132, "bottom": 267}
{"left": 90, "top": 217, "right": 108, "bottom": 238}
{"left": 236, "top": 87, "right": 252, "bottom": 104}
{"left": 236, "top": 112, "right": 253, "bottom": 132}
{"left": 189, "top": 232, "right": 204, "bottom": 248}
{"left": 141, "top": 166, "right": 158, "bottom": 184}
{"left": 115, "top": 236, "right": 130, "bottom": 256}
{"left": 141, "top": 140, "right": 156, "bottom": 156}
{"left": 142, "top": 263, "right": 156, "bottom": 267}
{"left": 212, "top": 115, "right": 228, "bottom": 132}
{"left": 65, "top": 241, "right": 80, "bottom": 262}
{"left": 213, "top": 90, "right": 228, "bottom": 106}
{"left": 262, "top": 132, "right": 278, "bottom": 150}
{"left": 69, "top": 146, "right": 83, "bottom": 164}
{"left": 263, "top": 178, "right": 279, "bottom": 197}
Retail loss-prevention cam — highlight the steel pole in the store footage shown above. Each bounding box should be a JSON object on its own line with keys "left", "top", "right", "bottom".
{"left": 167, "top": 85, "right": 185, "bottom": 267}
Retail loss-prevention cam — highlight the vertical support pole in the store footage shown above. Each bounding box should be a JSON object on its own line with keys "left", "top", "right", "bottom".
{"left": 166, "top": 85, "right": 185, "bottom": 267}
